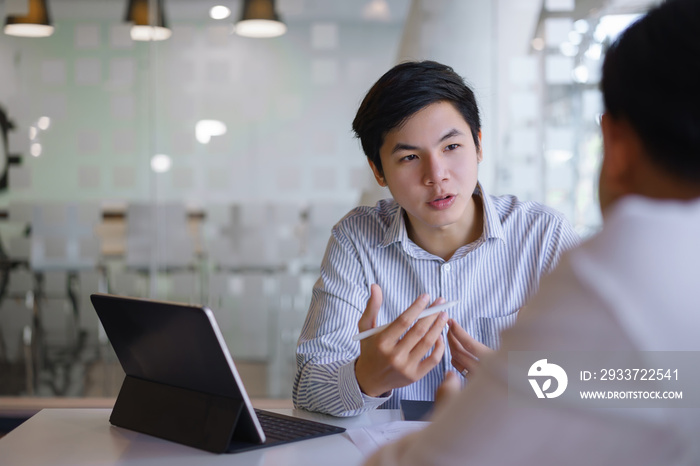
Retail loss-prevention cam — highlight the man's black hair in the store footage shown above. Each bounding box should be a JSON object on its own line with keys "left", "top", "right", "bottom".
{"left": 352, "top": 60, "right": 481, "bottom": 176}
{"left": 601, "top": 0, "right": 700, "bottom": 184}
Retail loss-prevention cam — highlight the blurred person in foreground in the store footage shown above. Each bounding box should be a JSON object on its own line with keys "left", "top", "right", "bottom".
{"left": 366, "top": 0, "right": 700, "bottom": 464}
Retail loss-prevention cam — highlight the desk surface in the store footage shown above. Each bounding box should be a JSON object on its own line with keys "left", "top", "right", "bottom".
{"left": 0, "top": 408, "right": 401, "bottom": 466}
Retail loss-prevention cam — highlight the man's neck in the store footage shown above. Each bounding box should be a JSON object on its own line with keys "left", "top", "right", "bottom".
{"left": 406, "top": 194, "right": 484, "bottom": 261}
{"left": 602, "top": 161, "right": 700, "bottom": 216}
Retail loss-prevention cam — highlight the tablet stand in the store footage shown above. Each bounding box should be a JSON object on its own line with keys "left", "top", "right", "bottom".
{"left": 110, "top": 375, "right": 245, "bottom": 453}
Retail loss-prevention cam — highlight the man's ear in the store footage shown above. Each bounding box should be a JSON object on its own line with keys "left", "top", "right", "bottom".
{"left": 476, "top": 130, "right": 483, "bottom": 163}
{"left": 600, "top": 113, "right": 636, "bottom": 190}
{"left": 599, "top": 113, "right": 640, "bottom": 211}
{"left": 368, "top": 160, "right": 387, "bottom": 187}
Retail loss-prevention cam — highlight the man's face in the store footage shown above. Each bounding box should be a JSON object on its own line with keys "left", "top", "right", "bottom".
{"left": 370, "top": 101, "right": 482, "bottom": 236}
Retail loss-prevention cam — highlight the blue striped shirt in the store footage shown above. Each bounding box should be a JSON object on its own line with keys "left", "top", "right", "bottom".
{"left": 293, "top": 184, "right": 580, "bottom": 416}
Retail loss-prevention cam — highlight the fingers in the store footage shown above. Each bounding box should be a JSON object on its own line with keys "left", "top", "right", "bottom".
{"left": 358, "top": 284, "right": 383, "bottom": 332}
{"left": 447, "top": 319, "right": 489, "bottom": 375}
{"left": 447, "top": 330, "right": 478, "bottom": 370}
{"left": 446, "top": 318, "right": 471, "bottom": 344}
{"left": 446, "top": 325, "right": 469, "bottom": 355}
{"left": 447, "top": 318, "right": 489, "bottom": 359}
{"left": 450, "top": 353, "right": 478, "bottom": 376}
{"left": 415, "top": 329, "right": 446, "bottom": 376}
{"left": 397, "top": 297, "right": 447, "bottom": 349}
{"left": 380, "top": 294, "right": 431, "bottom": 341}
{"left": 405, "top": 308, "right": 448, "bottom": 357}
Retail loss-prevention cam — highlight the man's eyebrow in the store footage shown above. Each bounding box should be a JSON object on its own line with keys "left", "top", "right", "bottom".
{"left": 390, "top": 142, "right": 419, "bottom": 154}
{"left": 390, "top": 128, "right": 465, "bottom": 155}
{"left": 439, "top": 128, "right": 463, "bottom": 142}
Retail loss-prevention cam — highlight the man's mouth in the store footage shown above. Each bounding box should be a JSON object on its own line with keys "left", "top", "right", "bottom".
{"left": 428, "top": 194, "right": 456, "bottom": 209}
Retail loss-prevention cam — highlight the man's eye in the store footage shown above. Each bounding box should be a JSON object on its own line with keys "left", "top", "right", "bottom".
{"left": 445, "top": 144, "right": 460, "bottom": 151}
{"left": 400, "top": 154, "right": 417, "bottom": 162}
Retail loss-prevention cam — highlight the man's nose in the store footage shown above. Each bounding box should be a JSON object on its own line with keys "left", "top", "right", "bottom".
{"left": 424, "top": 154, "right": 448, "bottom": 185}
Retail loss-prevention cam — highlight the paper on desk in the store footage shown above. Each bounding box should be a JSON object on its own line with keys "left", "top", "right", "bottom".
{"left": 345, "top": 421, "right": 429, "bottom": 457}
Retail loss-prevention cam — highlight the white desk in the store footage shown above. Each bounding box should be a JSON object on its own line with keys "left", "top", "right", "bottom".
{"left": 0, "top": 408, "right": 402, "bottom": 466}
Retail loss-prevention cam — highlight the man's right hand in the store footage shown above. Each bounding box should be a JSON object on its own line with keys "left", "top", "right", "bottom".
{"left": 354, "top": 284, "right": 448, "bottom": 397}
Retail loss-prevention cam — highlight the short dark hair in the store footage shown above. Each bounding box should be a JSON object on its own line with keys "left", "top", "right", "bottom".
{"left": 352, "top": 60, "right": 481, "bottom": 176}
{"left": 601, "top": 0, "right": 700, "bottom": 184}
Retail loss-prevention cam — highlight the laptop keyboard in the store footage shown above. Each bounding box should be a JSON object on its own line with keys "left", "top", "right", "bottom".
{"left": 254, "top": 409, "right": 346, "bottom": 443}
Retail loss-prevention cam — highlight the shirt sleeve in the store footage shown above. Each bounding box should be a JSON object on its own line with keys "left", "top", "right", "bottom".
{"left": 293, "top": 228, "right": 392, "bottom": 417}
{"left": 541, "top": 214, "right": 580, "bottom": 275}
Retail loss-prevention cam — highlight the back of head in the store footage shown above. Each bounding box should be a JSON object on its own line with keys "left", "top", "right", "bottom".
{"left": 601, "top": 0, "right": 700, "bottom": 184}
{"left": 352, "top": 60, "right": 481, "bottom": 175}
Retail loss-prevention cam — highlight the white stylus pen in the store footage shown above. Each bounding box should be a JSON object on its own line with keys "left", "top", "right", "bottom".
{"left": 352, "top": 301, "right": 458, "bottom": 342}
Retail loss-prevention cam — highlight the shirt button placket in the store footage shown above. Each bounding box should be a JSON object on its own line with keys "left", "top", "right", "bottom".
{"left": 439, "top": 262, "right": 451, "bottom": 296}
{"left": 440, "top": 262, "right": 452, "bottom": 372}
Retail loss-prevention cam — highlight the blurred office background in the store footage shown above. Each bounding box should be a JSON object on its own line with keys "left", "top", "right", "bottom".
{"left": 0, "top": 0, "right": 658, "bottom": 403}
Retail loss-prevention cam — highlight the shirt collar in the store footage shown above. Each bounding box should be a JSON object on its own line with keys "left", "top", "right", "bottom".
{"left": 379, "top": 182, "right": 506, "bottom": 249}
{"left": 477, "top": 182, "right": 507, "bottom": 242}
{"left": 379, "top": 203, "right": 408, "bottom": 248}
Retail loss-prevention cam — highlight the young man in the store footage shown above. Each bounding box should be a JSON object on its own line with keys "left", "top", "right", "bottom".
{"left": 365, "top": 0, "right": 700, "bottom": 464}
{"left": 293, "top": 61, "right": 579, "bottom": 416}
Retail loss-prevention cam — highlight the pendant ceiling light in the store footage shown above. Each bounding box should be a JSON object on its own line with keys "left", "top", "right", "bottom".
{"left": 3, "top": 0, "right": 54, "bottom": 38}
{"left": 125, "top": 0, "right": 172, "bottom": 41}
{"left": 235, "top": 0, "right": 287, "bottom": 38}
